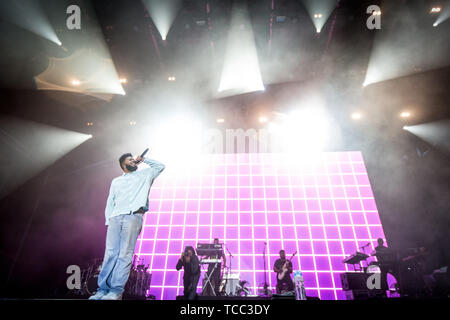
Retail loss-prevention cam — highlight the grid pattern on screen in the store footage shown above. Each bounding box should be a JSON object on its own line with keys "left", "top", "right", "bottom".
{"left": 134, "top": 152, "right": 386, "bottom": 300}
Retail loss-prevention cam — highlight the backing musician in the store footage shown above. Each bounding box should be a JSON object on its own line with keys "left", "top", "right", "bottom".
{"left": 176, "top": 246, "right": 200, "bottom": 300}
{"left": 273, "top": 249, "right": 294, "bottom": 294}
{"left": 371, "top": 238, "right": 395, "bottom": 290}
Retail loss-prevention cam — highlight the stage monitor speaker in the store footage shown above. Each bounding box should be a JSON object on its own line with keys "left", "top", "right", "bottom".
{"left": 345, "top": 289, "right": 387, "bottom": 300}
{"left": 340, "top": 272, "right": 371, "bottom": 291}
{"left": 272, "top": 293, "right": 296, "bottom": 300}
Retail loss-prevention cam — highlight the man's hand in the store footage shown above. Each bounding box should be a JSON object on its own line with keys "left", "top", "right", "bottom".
{"left": 135, "top": 155, "right": 144, "bottom": 164}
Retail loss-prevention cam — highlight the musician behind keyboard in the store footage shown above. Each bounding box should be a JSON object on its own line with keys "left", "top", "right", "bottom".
{"left": 203, "top": 238, "right": 226, "bottom": 296}
{"left": 370, "top": 238, "right": 393, "bottom": 290}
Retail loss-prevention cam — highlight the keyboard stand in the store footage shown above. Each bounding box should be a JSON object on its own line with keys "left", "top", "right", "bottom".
{"left": 202, "top": 261, "right": 218, "bottom": 296}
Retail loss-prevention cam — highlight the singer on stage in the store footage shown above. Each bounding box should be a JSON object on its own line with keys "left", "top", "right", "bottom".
{"left": 89, "top": 152, "right": 165, "bottom": 300}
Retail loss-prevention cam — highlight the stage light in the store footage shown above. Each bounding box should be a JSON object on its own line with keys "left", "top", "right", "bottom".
{"left": 364, "top": 2, "right": 449, "bottom": 86}
{"left": 168, "top": 76, "right": 176, "bottom": 81}
{"left": 142, "top": 0, "right": 182, "bottom": 41}
{"left": 259, "top": 116, "right": 268, "bottom": 123}
{"left": 71, "top": 79, "right": 81, "bottom": 86}
{"left": 119, "top": 78, "right": 127, "bottom": 84}
{"left": 34, "top": 2, "right": 126, "bottom": 99}
{"left": 372, "top": 10, "right": 382, "bottom": 16}
{"left": 87, "top": 122, "right": 94, "bottom": 126}
{"left": 302, "top": 0, "right": 337, "bottom": 38}
{"left": 402, "top": 119, "right": 450, "bottom": 150}
{"left": 267, "top": 122, "right": 278, "bottom": 133}
{"left": 0, "top": 116, "right": 92, "bottom": 199}
{"left": 351, "top": 112, "right": 362, "bottom": 120}
{"left": 431, "top": 7, "right": 441, "bottom": 13}
{"left": 217, "top": 2, "right": 264, "bottom": 96}
{"left": 0, "top": 0, "right": 62, "bottom": 46}
{"left": 216, "top": 118, "right": 225, "bottom": 123}
{"left": 432, "top": 4, "right": 450, "bottom": 27}
{"left": 149, "top": 115, "right": 204, "bottom": 167}
{"left": 130, "top": 121, "right": 137, "bottom": 126}
{"left": 400, "top": 111, "right": 411, "bottom": 118}
{"left": 269, "top": 108, "right": 330, "bottom": 154}
{"left": 195, "top": 19, "right": 206, "bottom": 27}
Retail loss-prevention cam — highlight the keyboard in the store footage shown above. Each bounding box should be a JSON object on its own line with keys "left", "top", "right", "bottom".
{"left": 200, "top": 259, "right": 221, "bottom": 264}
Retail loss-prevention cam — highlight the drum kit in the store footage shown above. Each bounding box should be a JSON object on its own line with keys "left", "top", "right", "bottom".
{"left": 72, "top": 255, "right": 152, "bottom": 299}
{"left": 76, "top": 258, "right": 103, "bottom": 296}
{"left": 218, "top": 272, "right": 251, "bottom": 296}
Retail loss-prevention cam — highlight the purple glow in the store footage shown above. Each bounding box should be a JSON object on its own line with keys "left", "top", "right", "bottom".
{"left": 135, "top": 152, "right": 386, "bottom": 300}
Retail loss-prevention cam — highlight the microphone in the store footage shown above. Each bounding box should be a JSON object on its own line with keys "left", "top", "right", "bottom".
{"left": 226, "top": 246, "right": 233, "bottom": 257}
{"left": 135, "top": 148, "right": 149, "bottom": 164}
{"left": 140, "top": 148, "right": 149, "bottom": 158}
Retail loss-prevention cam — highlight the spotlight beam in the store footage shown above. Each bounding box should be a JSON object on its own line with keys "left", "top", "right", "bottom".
{"left": 0, "top": 117, "right": 92, "bottom": 199}
{"left": 301, "top": 0, "right": 338, "bottom": 33}
{"left": 363, "top": 2, "right": 450, "bottom": 86}
{"left": 34, "top": 0, "right": 125, "bottom": 97}
{"left": 217, "top": 1, "right": 264, "bottom": 96}
{"left": 433, "top": 4, "right": 450, "bottom": 26}
{"left": 403, "top": 119, "right": 450, "bottom": 152}
{"left": 0, "top": 0, "right": 61, "bottom": 46}
{"left": 142, "top": 0, "right": 183, "bottom": 40}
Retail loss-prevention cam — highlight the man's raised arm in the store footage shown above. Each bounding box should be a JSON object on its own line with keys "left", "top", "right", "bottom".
{"left": 141, "top": 157, "right": 165, "bottom": 179}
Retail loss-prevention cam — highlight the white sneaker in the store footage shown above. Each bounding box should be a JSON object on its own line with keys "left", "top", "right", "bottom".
{"left": 100, "top": 291, "right": 123, "bottom": 300}
{"left": 88, "top": 290, "right": 108, "bottom": 300}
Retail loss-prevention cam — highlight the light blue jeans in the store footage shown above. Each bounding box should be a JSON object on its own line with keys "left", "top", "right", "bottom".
{"left": 97, "top": 212, "right": 144, "bottom": 295}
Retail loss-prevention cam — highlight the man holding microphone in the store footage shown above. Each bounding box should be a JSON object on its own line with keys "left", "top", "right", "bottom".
{"left": 89, "top": 150, "right": 165, "bottom": 300}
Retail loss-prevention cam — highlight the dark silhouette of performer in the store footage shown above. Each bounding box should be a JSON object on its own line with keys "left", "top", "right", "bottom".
{"left": 372, "top": 238, "right": 394, "bottom": 290}
{"left": 176, "top": 246, "right": 200, "bottom": 300}
{"left": 273, "top": 250, "right": 294, "bottom": 294}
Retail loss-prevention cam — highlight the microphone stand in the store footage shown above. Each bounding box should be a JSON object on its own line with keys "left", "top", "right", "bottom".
{"left": 360, "top": 243, "right": 370, "bottom": 254}
{"left": 223, "top": 245, "right": 233, "bottom": 296}
{"left": 226, "top": 246, "right": 233, "bottom": 274}
{"left": 359, "top": 243, "right": 371, "bottom": 272}
{"left": 263, "top": 242, "right": 269, "bottom": 296}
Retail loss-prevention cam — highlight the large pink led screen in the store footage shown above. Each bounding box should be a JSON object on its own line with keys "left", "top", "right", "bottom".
{"left": 134, "top": 152, "right": 386, "bottom": 300}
